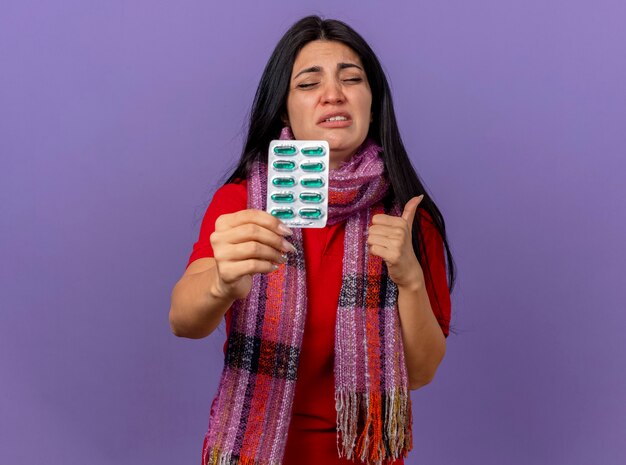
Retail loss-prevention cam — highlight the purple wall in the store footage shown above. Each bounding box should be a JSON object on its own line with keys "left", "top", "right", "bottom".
{"left": 2, "top": 1, "right": 625, "bottom": 464}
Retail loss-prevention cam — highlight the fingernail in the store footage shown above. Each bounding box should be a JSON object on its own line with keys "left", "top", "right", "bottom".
{"left": 282, "top": 239, "right": 297, "bottom": 253}
{"left": 278, "top": 224, "right": 293, "bottom": 236}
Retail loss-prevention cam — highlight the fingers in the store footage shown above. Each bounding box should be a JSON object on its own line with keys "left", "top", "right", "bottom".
{"left": 401, "top": 195, "right": 424, "bottom": 225}
{"left": 367, "top": 231, "right": 401, "bottom": 248}
{"left": 368, "top": 243, "right": 400, "bottom": 264}
{"left": 367, "top": 225, "right": 408, "bottom": 261}
{"left": 368, "top": 235, "right": 404, "bottom": 267}
{"left": 214, "top": 222, "right": 296, "bottom": 254}
{"left": 371, "top": 213, "right": 405, "bottom": 227}
{"left": 367, "top": 233, "right": 401, "bottom": 262}
{"left": 368, "top": 224, "right": 406, "bottom": 241}
{"left": 216, "top": 209, "right": 292, "bottom": 236}
{"left": 218, "top": 259, "right": 282, "bottom": 283}
{"left": 214, "top": 241, "right": 289, "bottom": 264}
{"left": 210, "top": 209, "right": 296, "bottom": 287}
{"left": 371, "top": 195, "right": 424, "bottom": 227}
{"left": 368, "top": 231, "right": 419, "bottom": 275}
{"left": 211, "top": 209, "right": 296, "bottom": 263}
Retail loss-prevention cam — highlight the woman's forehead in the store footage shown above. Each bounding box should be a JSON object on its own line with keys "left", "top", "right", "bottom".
{"left": 292, "top": 40, "right": 363, "bottom": 70}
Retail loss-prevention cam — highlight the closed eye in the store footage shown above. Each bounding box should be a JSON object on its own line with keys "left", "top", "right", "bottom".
{"left": 297, "top": 82, "right": 318, "bottom": 89}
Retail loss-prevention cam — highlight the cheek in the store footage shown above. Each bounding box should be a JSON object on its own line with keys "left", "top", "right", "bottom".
{"left": 356, "top": 91, "right": 373, "bottom": 123}
{"left": 288, "top": 98, "right": 318, "bottom": 132}
{"left": 286, "top": 96, "right": 305, "bottom": 125}
{"left": 364, "top": 95, "right": 373, "bottom": 116}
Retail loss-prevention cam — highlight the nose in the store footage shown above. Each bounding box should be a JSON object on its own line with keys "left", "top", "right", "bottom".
{"left": 321, "top": 79, "right": 345, "bottom": 104}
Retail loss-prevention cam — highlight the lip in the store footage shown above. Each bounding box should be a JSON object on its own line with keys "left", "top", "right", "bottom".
{"left": 317, "top": 112, "right": 352, "bottom": 124}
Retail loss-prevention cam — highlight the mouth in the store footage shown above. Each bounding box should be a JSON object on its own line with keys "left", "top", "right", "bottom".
{"left": 317, "top": 112, "right": 351, "bottom": 124}
{"left": 317, "top": 112, "right": 352, "bottom": 127}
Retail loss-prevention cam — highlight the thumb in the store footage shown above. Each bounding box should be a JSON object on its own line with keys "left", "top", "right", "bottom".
{"left": 402, "top": 195, "right": 425, "bottom": 227}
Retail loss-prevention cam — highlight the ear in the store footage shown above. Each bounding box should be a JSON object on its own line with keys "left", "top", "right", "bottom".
{"left": 281, "top": 113, "right": 290, "bottom": 126}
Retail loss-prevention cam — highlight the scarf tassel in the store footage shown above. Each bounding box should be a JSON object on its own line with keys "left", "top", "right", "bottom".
{"left": 336, "top": 389, "right": 413, "bottom": 465}
{"left": 203, "top": 447, "right": 282, "bottom": 465}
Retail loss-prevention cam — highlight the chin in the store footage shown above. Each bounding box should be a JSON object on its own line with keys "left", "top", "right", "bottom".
{"left": 329, "top": 138, "right": 362, "bottom": 153}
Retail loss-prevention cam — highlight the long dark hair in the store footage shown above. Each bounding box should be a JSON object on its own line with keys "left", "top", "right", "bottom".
{"left": 225, "top": 16, "right": 456, "bottom": 312}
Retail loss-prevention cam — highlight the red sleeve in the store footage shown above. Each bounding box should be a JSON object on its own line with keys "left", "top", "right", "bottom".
{"left": 186, "top": 182, "right": 248, "bottom": 268}
{"left": 418, "top": 209, "right": 452, "bottom": 338}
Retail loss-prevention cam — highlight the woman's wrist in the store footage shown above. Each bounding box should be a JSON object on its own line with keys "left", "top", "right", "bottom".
{"left": 207, "top": 266, "right": 237, "bottom": 305}
{"left": 395, "top": 268, "right": 425, "bottom": 293}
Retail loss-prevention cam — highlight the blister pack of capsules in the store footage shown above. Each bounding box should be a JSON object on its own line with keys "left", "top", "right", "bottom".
{"left": 266, "top": 140, "right": 330, "bottom": 228}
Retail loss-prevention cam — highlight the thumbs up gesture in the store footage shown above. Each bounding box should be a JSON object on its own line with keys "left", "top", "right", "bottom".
{"left": 367, "top": 195, "right": 425, "bottom": 289}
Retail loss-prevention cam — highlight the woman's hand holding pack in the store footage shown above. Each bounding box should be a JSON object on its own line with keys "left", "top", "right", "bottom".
{"left": 209, "top": 209, "right": 295, "bottom": 300}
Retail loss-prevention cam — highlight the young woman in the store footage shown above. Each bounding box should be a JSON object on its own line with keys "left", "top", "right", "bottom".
{"left": 170, "top": 15, "right": 455, "bottom": 465}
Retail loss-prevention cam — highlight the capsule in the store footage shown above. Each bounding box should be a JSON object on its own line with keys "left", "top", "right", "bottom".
{"left": 299, "top": 192, "right": 323, "bottom": 203}
{"left": 271, "top": 192, "right": 295, "bottom": 203}
{"left": 271, "top": 208, "right": 295, "bottom": 219}
{"left": 300, "top": 177, "right": 325, "bottom": 188}
{"left": 273, "top": 160, "right": 296, "bottom": 171}
{"left": 272, "top": 177, "right": 295, "bottom": 187}
{"left": 299, "top": 208, "right": 323, "bottom": 219}
{"left": 300, "top": 161, "right": 325, "bottom": 172}
{"left": 273, "top": 145, "right": 297, "bottom": 155}
{"left": 301, "top": 146, "right": 325, "bottom": 156}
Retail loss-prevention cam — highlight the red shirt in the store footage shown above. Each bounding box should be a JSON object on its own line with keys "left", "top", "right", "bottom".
{"left": 188, "top": 182, "right": 451, "bottom": 465}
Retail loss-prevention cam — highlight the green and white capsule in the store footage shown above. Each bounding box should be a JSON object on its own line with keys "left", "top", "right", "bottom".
{"left": 300, "top": 177, "right": 325, "bottom": 188}
{"left": 301, "top": 146, "right": 325, "bottom": 156}
{"left": 270, "top": 192, "right": 295, "bottom": 203}
{"left": 271, "top": 208, "right": 295, "bottom": 219}
{"left": 299, "top": 208, "right": 323, "bottom": 219}
{"left": 300, "top": 161, "right": 325, "bottom": 172}
{"left": 299, "top": 191, "right": 324, "bottom": 203}
{"left": 272, "top": 177, "right": 295, "bottom": 187}
{"left": 273, "top": 145, "right": 297, "bottom": 156}
{"left": 272, "top": 160, "right": 296, "bottom": 171}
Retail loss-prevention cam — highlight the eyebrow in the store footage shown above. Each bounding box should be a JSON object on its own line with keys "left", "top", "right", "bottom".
{"left": 293, "top": 62, "right": 364, "bottom": 79}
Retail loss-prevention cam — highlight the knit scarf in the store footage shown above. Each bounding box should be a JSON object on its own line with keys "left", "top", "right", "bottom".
{"left": 203, "top": 127, "right": 412, "bottom": 465}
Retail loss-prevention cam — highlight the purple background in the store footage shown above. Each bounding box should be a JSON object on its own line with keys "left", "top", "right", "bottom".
{"left": 1, "top": 1, "right": 625, "bottom": 464}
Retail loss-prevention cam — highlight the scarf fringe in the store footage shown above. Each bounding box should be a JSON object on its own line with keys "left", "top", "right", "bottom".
{"left": 203, "top": 446, "right": 281, "bottom": 465}
{"left": 335, "top": 389, "right": 413, "bottom": 465}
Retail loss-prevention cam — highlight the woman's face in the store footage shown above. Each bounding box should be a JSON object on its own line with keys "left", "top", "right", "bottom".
{"left": 286, "top": 40, "right": 373, "bottom": 169}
